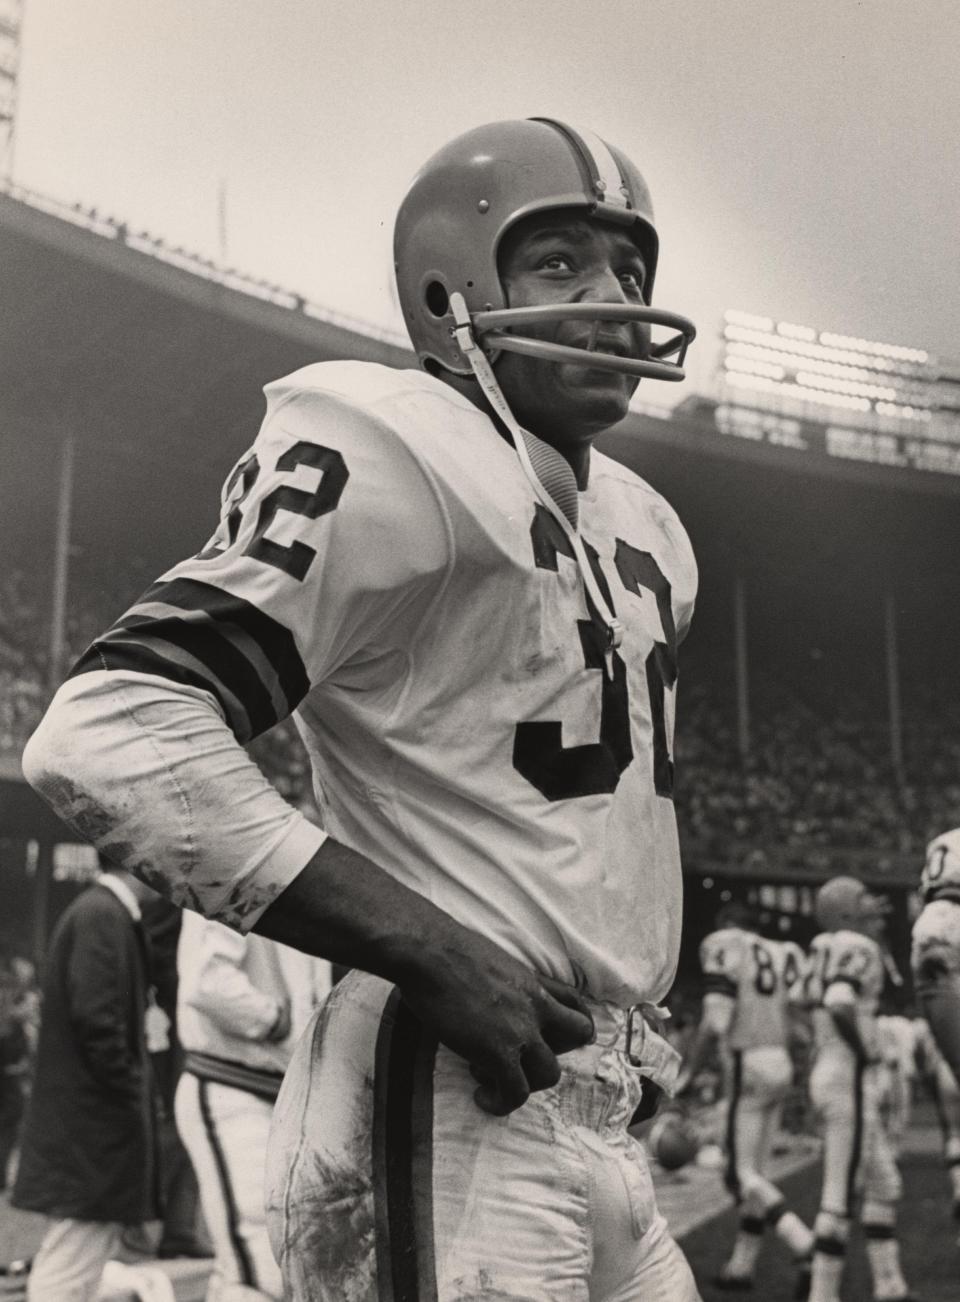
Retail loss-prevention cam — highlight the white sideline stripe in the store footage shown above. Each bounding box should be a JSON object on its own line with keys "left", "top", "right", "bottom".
{"left": 657, "top": 1123, "right": 942, "bottom": 1242}
{"left": 576, "top": 125, "right": 628, "bottom": 207}
{"left": 654, "top": 1145, "right": 819, "bottom": 1242}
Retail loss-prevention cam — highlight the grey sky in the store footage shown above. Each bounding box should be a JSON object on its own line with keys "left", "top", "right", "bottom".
{"left": 12, "top": 0, "right": 960, "bottom": 396}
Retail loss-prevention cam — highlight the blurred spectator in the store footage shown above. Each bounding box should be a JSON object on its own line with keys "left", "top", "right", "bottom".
{"left": 12, "top": 863, "right": 162, "bottom": 1302}
{"left": 7, "top": 959, "right": 40, "bottom": 1065}
{"left": 175, "top": 913, "right": 331, "bottom": 1301}
{"left": 0, "top": 959, "right": 29, "bottom": 1191}
{"left": 139, "top": 896, "right": 212, "bottom": 1263}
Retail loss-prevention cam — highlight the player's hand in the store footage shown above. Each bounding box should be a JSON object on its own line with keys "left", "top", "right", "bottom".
{"left": 265, "top": 997, "right": 292, "bottom": 1042}
{"left": 397, "top": 932, "right": 595, "bottom": 1116}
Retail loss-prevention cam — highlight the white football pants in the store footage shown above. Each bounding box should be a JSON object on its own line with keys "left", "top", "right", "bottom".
{"left": 266, "top": 970, "right": 701, "bottom": 1302}
{"left": 809, "top": 1053, "right": 901, "bottom": 1217}
{"left": 722, "top": 1045, "right": 793, "bottom": 1212}
{"left": 175, "top": 1073, "right": 281, "bottom": 1301}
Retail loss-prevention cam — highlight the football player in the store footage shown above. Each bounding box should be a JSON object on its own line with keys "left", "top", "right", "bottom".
{"left": 676, "top": 904, "right": 813, "bottom": 1292}
{"left": 174, "top": 914, "right": 331, "bottom": 1300}
{"left": 912, "top": 828, "right": 960, "bottom": 1088}
{"left": 806, "top": 877, "right": 918, "bottom": 1302}
{"left": 22, "top": 119, "right": 702, "bottom": 1300}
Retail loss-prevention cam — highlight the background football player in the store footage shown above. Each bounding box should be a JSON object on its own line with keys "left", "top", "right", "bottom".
{"left": 805, "top": 876, "right": 918, "bottom": 1302}
{"left": 912, "top": 828, "right": 960, "bottom": 1089}
{"left": 676, "top": 902, "right": 813, "bottom": 1292}
{"left": 21, "top": 119, "right": 702, "bottom": 1301}
{"left": 174, "top": 914, "right": 331, "bottom": 1301}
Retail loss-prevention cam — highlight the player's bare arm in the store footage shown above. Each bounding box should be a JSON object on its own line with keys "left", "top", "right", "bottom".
{"left": 673, "top": 997, "right": 729, "bottom": 1096}
{"left": 255, "top": 838, "right": 595, "bottom": 1115}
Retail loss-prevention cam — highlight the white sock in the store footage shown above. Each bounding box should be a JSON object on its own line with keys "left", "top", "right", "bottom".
{"left": 772, "top": 1206, "right": 815, "bottom": 1260}
{"left": 724, "top": 1216, "right": 764, "bottom": 1279}
{"left": 864, "top": 1225, "right": 908, "bottom": 1300}
{"left": 809, "top": 1211, "right": 848, "bottom": 1302}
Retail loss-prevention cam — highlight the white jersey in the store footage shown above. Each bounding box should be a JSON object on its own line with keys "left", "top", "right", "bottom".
{"left": 807, "top": 929, "right": 885, "bottom": 1063}
{"left": 913, "top": 828, "right": 960, "bottom": 985}
{"left": 919, "top": 827, "right": 960, "bottom": 902}
{"left": 24, "top": 362, "right": 697, "bottom": 1008}
{"left": 699, "top": 927, "right": 804, "bottom": 1052}
{"left": 177, "top": 911, "right": 332, "bottom": 1073}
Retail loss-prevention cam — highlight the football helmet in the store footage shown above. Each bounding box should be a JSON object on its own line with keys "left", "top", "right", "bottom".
{"left": 815, "top": 875, "right": 890, "bottom": 934}
{"left": 647, "top": 1109, "right": 699, "bottom": 1171}
{"left": 714, "top": 899, "right": 758, "bottom": 933}
{"left": 920, "top": 828, "right": 960, "bottom": 903}
{"left": 393, "top": 117, "right": 696, "bottom": 382}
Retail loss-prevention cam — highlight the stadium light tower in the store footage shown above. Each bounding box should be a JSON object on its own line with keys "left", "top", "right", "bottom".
{"left": 0, "top": 0, "right": 23, "bottom": 180}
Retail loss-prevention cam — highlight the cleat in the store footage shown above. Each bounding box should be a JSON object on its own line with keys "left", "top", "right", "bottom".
{"left": 713, "top": 1274, "right": 754, "bottom": 1292}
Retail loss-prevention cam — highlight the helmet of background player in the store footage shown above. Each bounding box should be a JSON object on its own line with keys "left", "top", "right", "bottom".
{"left": 921, "top": 828, "right": 960, "bottom": 904}
{"left": 814, "top": 875, "right": 890, "bottom": 935}
{"left": 393, "top": 117, "right": 696, "bottom": 384}
{"left": 714, "top": 899, "right": 758, "bottom": 933}
{"left": 647, "top": 1110, "right": 699, "bottom": 1171}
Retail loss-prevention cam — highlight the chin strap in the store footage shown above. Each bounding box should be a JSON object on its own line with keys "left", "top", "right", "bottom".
{"left": 450, "top": 292, "right": 623, "bottom": 654}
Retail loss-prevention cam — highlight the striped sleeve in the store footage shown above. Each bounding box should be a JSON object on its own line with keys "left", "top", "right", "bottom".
{"left": 70, "top": 577, "right": 310, "bottom": 745}
{"left": 22, "top": 375, "right": 452, "bottom": 927}
{"left": 703, "top": 971, "right": 738, "bottom": 998}
{"left": 69, "top": 381, "right": 451, "bottom": 742}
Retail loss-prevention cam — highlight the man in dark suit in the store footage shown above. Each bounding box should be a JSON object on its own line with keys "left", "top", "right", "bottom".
{"left": 12, "top": 862, "right": 162, "bottom": 1301}
{"left": 0, "top": 958, "right": 29, "bottom": 1191}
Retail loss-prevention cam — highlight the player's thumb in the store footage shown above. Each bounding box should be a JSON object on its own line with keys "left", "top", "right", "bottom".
{"left": 539, "top": 975, "right": 595, "bottom": 1051}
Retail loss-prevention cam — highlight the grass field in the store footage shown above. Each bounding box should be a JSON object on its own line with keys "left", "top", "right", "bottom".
{"left": 682, "top": 1150, "right": 958, "bottom": 1302}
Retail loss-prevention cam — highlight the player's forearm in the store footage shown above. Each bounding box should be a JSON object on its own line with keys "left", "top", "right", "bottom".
{"left": 254, "top": 837, "right": 488, "bottom": 989}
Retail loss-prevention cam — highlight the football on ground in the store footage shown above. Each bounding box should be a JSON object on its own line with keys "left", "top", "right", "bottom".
{"left": 649, "top": 1112, "right": 699, "bottom": 1172}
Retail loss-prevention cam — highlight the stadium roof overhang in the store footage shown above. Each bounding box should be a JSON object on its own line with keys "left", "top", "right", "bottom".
{"left": 0, "top": 188, "right": 413, "bottom": 456}
{"left": 0, "top": 189, "right": 416, "bottom": 560}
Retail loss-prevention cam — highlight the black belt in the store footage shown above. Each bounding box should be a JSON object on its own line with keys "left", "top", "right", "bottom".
{"left": 183, "top": 1050, "right": 285, "bottom": 1102}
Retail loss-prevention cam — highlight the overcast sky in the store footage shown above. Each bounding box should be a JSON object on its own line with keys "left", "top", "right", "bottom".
{"left": 10, "top": 0, "right": 960, "bottom": 396}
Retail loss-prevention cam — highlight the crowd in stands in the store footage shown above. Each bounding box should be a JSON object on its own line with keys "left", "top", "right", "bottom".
{"left": 3, "top": 566, "right": 959, "bottom": 876}
{"left": 1, "top": 562, "right": 147, "bottom": 756}
{"left": 0, "top": 570, "right": 48, "bottom": 759}
{"left": 675, "top": 665, "right": 960, "bottom": 877}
